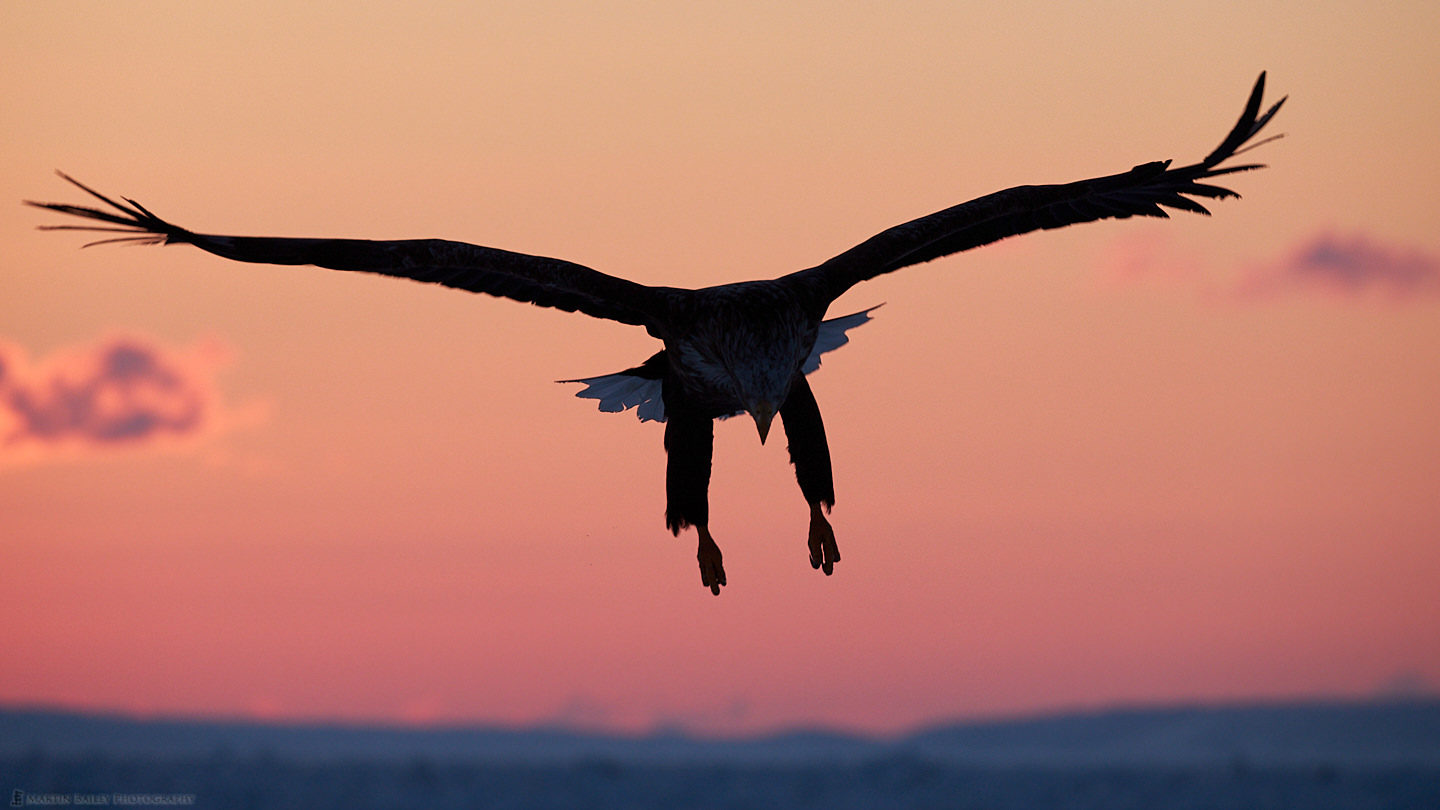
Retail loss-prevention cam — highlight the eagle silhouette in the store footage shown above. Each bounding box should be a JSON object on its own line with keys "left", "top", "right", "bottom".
{"left": 28, "top": 74, "right": 1283, "bottom": 595}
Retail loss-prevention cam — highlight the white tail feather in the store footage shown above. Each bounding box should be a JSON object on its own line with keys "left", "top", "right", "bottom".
{"left": 801, "top": 304, "right": 881, "bottom": 375}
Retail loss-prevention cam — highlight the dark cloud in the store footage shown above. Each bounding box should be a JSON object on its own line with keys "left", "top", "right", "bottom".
{"left": 1, "top": 335, "right": 234, "bottom": 461}
{"left": 1236, "top": 232, "right": 1440, "bottom": 300}
{"left": 548, "top": 695, "right": 614, "bottom": 729}
{"left": 1373, "top": 670, "right": 1435, "bottom": 701}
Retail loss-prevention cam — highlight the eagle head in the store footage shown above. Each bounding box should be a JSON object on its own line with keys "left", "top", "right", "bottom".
{"left": 732, "top": 333, "right": 809, "bottom": 446}
{"left": 750, "top": 399, "right": 777, "bottom": 444}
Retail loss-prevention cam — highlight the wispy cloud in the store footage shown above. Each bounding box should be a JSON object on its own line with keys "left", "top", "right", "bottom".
{"left": 1097, "top": 231, "right": 1440, "bottom": 303}
{"left": 0, "top": 334, "right": 248, "bottom": 466}
{"left": 1093, "top": 233, "right": 1206, "bottom": 289}
{"left": 1234, "top": 232, "right": 1440, "bottom": 301}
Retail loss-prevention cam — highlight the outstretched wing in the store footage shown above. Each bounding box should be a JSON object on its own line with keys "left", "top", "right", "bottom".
{"left": 790, "top": 73, "right": 1285, "bottom": 302}
{"left": 25, "top": 173, "right": 669, "bottom": 329}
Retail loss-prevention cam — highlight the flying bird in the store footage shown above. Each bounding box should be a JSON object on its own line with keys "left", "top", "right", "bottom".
{"left": 27, "top": 74, "right": 1284, "bottom": 595}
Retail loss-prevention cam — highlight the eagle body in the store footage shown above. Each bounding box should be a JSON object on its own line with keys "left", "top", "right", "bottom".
{"left": 28, "top": 74, "right": 1284, "bottom": 595}
{"left": 661, "top": 279, "right": 825, "bottom": 422}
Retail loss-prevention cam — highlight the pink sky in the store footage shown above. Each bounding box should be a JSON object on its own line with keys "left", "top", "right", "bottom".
{"left": 3, "top": 2, "right": 1438, "bottom": 735}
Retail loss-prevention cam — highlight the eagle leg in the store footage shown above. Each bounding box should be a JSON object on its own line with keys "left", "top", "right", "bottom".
{"left": 780, "top": 376, "right": 840, "bottom": 576}
{"left": 662, "top": 380, "right": 724, "bottom": 594}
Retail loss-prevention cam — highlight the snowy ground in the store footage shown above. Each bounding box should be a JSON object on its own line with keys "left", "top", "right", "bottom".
{"left": 6, "top": 701, "right": 1438, "bottom": 808}
{"left": 5, "top": 753, "right": 1440, "bottom": 809}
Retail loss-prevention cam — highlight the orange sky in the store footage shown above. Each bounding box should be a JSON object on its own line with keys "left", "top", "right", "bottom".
{"left": 3, "top": 2, "right": 1438, "bottom": 735}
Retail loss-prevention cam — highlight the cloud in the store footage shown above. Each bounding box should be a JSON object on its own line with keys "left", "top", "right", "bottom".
{"left": 548, "top": 694, "right": 615, "bottom": 730}
{"left": 1372, "top": 670, "right": 1436, "bottom": 701}
{"left": 1094, "top": 233, "right": 1205, "bottom": 288}
{"left": 0, "top": 334, "right": 245, "bottom": 465}
{"left": 1234, "top": 231, "right": 1440, "bottom": 301}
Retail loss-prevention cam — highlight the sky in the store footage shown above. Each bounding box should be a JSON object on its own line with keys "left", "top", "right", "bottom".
{"left": 2, "top": 1, "right": 1438, "bottom": 736}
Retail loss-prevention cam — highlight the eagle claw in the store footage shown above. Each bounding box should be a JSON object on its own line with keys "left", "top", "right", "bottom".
{"left": 696, "top": 526, "right": 726, "bottom": 596}
{"left": 807, "top": 506, "right": 839, "bottom": 576}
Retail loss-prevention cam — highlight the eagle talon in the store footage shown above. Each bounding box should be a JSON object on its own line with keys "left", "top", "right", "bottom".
{"left": 807, "top": 505, "right": 839, "bottom": 576}
{"left": 696, "top": 526, "right": 725, "bottom": 595}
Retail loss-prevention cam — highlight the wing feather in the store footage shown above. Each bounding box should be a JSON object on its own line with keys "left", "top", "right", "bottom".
{"left": 26, "top": 172, "right": 667, "bottom": 329}
{"left": 789, "top": 73, "right": 1285, "bottom": 302}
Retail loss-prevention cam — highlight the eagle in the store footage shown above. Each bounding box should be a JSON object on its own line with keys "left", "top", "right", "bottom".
{"left": 27, "top": 74, "right": 1283, "bottom": 595}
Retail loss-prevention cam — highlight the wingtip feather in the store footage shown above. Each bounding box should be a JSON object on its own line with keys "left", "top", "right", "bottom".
{"left": 30, "top": 173, "right": 182, "bottom": 248}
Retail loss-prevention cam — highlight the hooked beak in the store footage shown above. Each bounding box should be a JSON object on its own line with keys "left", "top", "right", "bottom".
{"left": 752, "top": 401, "right": 775, "bottom": 445}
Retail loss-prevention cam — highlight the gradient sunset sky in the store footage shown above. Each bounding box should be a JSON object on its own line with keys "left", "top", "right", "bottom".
{"left": 3, "top": 2, "right": 1437, "bottom": 735}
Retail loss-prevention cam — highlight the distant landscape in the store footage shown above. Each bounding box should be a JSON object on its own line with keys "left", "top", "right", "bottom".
{"left": 1, "top": 697, "right": 1438, "bottom": 767}
{"left": 4, "top": 699, "right": 1438, "bottom": 809}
